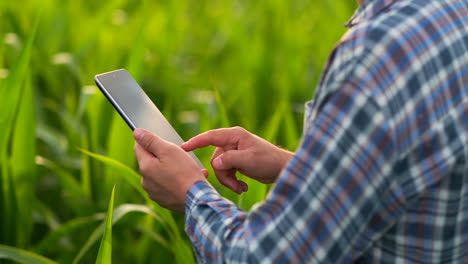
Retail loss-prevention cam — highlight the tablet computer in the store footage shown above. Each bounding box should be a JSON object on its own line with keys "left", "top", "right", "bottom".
{"left": 95, "top": 69, "right": 203, "bottom": 168}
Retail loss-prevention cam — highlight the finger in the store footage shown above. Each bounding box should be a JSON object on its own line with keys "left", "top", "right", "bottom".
{"left": 240, "top": 181, "right": 249, "bottom": 192}
{"left": 134, "top": 128, "right": 168, "bottom": 157}
{"left": 134, "top": 143, "right": 160, "bottom": 175}
{"left": 201, "top": 169, "right": 209, "bottom": 178}
{"left": 211, "top": 147, "right": 230, "bottom": 181}
{"left": 181, "top": 127, "right": 246, "bottom": 151}
{"left": 134, "top": 142, "right": 156, "bottom": 164}
{"left": 215, "top": 169, "right": 245, "bottom": 194}
{"left": 211, "top": 149, "right": 249, "bottom": 171}
{"left": 211, "top": 147, "right": 225, "bottom": 163}
{"left": 210, "top": 148, "right": 249, "bottom": 193}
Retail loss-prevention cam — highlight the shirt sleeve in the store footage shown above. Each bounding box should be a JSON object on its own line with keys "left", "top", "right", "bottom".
{"left": 183, "top": 77, "right": 413, "bottom": 262}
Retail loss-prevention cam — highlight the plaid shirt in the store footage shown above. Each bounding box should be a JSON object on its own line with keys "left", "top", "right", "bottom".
{"left": 185, "top": 0, "right": 468, "bottom": 262}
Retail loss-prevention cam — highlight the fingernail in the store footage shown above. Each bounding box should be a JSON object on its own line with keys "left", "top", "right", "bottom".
{"left": 212, "top": 157, "right": 223, "bottom": 169}
{"left": 134, "top": 129, "right": 146, "bottom": 141}
{"left": 241, "top": 182, "right": 248, "bottom": 192}
{"left": 180, "top": 142, "right": 189, "bottom": 151}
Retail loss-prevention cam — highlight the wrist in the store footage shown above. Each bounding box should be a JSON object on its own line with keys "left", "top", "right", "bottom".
{"left": 184, "top": 175, "right": 207, "bottom": 195}
{"left": 177, "top": 174, "right": 207, "bottom": 212}
{"left": 274, "top": 148, "right": 294, "bottom": 180}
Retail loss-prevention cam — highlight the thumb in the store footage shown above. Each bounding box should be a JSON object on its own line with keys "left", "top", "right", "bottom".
{"left": 212, "top": 149, "right": 249, "bottom": 171}
{"left": 134, "top": 128, "right": 162, "bottom": 156}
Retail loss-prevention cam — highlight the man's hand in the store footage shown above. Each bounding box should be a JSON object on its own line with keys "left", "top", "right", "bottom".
{"left": 133, "top": 128, "right": 207, "bottom": 212}
{"left": 182, "top": 127, "right": 294, "bottom": 194}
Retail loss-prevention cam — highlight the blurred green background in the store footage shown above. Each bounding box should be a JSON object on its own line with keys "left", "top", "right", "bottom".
{"left": 0, "top": 0, "right": 356, "bottom": 263}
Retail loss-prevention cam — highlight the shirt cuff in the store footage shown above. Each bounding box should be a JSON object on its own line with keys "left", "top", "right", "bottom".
{"left": 185, "top": 180, "right": 219, "bottom": 215}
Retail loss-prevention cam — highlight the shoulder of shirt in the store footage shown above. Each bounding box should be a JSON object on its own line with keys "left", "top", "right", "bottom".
{"left": 339, "top": 0, "right": 418, "bottom": 57}
{"left": 314, "top": 0, "right": 438, "bottom": 123}
{"left": 322, "top": 0, "right": 439, "bottom": 94}
{"left": 339, "top": 0, "right": 459, "bottom": 58}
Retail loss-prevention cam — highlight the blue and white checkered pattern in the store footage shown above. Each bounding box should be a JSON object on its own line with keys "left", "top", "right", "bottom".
{"left": 185, "top": 0, "right": 468, "bottom": 262}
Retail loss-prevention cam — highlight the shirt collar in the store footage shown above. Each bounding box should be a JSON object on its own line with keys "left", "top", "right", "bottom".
{"left": 345, "top": 0, "right": 398, "bottom": 27}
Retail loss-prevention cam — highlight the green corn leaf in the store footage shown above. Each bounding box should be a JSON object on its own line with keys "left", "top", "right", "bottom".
{"left": 95, "top": 185, "right": 115, "bottom": 264}
{"left": 1, "top": 164, "right": 17, "bottom": 244}
{"left": 104, "top": 113, "right": 135, "bottom": 203}
{"left": 80, "top": 134, "right": 92, "bottom": 198}
{"left": 172, "top": 238, "right": 197, "bottom": 264}
{"left": 34, "top": 211, "right": 105, "bottom": 254}
{"left": 11, "top": 72, "right": 36, "bottom": 247}
{"left": 134, "top": 226, "right": 172, "bottom": 252}
{"left": 0, "top": 15, "right": 39, "bottom": 156}
{"left": 262, "top": 100, "right": 286, "bottom": 143}
{"left": 83, "top": 88, "right": 107, "bottom": 198}
{"left": 78, "top": 148, "right": 183, "bottom": 240}
{"left": 213, "top": 82, "right": 230, "bottom": 128}
{"left": 0, "top": 11, "right": 39, "bottom": 246}
{"left": 78, "top": 148, "right": 145, "bottom": 199}
{"left": 283, "top": 105, "right": 300, "bottom": 150}
{"left": 125, "top": 0, "right": 150, "bottom": 81}
{"left": 0, "top": 244, "right": 58, "bottom": 264}
{"left": 35, "top": 155, "right": 91, "bottom": 216}
{"left": 73, "top": 203, "right": 167, "bottom": 264}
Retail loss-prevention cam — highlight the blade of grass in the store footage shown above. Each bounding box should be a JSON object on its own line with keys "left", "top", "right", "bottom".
{"left": 95, "top": 185, "right": 115, "bottom": 264}
{"left": 0, "top": 244, "right": 58, "bottom": 264}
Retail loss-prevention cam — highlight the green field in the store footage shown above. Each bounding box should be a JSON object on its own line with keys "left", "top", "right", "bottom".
{"left": 0, "top": 0, "right": 356, "bottom": 263}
